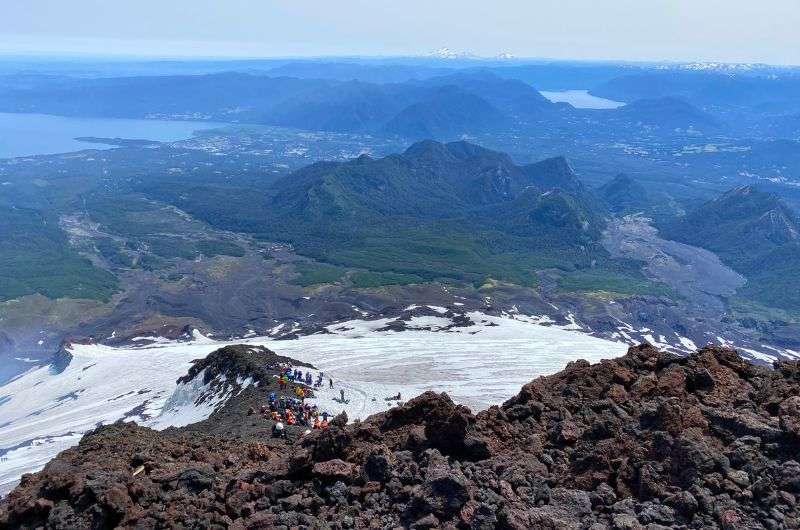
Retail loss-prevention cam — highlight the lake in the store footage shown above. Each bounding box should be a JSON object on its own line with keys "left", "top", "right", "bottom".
{"left": 540, "top": 89, "right": 625, "bottom": 109}
{"left": 0, "top": 112, "right": 225, "bottom": 159}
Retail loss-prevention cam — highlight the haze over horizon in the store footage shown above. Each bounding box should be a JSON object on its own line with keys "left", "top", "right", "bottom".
{"left": 3, "top": 0, "right": 800, "bottom": 66}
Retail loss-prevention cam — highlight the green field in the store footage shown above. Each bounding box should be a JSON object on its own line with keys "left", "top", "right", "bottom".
{"left": 290, "top": 262, "right": 346, "bottom": 287}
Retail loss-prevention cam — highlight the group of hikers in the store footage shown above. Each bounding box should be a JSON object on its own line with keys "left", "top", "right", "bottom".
{"left": 267, "top": 364, "right": 336, "bottom": 439}
{"left": 277, "top": 367, "right": 332, "bottom": 391}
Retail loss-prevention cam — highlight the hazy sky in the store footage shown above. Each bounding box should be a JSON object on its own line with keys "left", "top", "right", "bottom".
{"left": 2, "top": 0, "right": 799, "bottom": 65}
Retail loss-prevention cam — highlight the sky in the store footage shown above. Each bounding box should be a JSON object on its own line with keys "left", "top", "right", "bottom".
{"left": 2, "top": 0, "right": 800, "bottom": 65}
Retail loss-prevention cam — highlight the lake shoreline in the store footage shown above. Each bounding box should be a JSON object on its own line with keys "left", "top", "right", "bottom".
{"left": 540, "top": 89, "right": 625, "bottom": 109}
{"left": 0, "top": 112, "right": 226, "bottom": 159}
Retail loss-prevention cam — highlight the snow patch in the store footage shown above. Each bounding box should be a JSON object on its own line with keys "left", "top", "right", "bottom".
{"left": 678, "top": 336, "right": 698, "bottom": 351}
{"left": 739, "top": 348, "right": 778, "bottom": 363}
{"left": 0, "top": 312, "right": 627, "bottom": 494}
{"left": 149, "top": 370, "right": 254, "bottom": 429}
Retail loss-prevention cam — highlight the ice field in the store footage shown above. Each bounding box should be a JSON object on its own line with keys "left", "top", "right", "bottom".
{"left": 0, "top": 311, "right": 628, "bottom": 495}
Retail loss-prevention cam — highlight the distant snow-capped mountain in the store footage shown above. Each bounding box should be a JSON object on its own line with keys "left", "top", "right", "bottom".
{"left": 426, "top": 49, "right": 516, "bottom": 61}
{"left": 428, "top": 47, "right": 475, "bottom": 59}
{"left": 653, "top": 62, "right": 772, "bottom": 73}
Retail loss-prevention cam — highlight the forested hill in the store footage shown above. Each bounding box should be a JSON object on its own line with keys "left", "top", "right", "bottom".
{"left": 664, "top": 186, "right": 800, "bottom": 311}
{"left": 0, "top": 72, "right": 554, "bottom": 137}
{"left": 148, "top": 139, "right": 626, "bottom": 287}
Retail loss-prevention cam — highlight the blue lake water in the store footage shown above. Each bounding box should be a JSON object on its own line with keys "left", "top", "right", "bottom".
{"left": 540, "top": 89, "right": 625, "bottom": 109}
{"left": 0, "top": 112, "right": 225, "bottom": 159}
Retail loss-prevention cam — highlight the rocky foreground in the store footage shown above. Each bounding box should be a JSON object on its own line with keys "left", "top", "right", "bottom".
{"left": 2, "top": 344, "right": 800, "bottom": 529}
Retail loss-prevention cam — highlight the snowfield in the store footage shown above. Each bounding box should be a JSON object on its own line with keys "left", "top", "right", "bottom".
{"left": 0, "top": 311, "right": 627, "bottom": 495}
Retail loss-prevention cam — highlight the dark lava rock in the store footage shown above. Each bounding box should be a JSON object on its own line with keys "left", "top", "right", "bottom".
{"left": 177, "top": 344, "right": 312, "bottom": 387}
{"left": 3, "top": 344, "right": 800, "bottom": 529}
{"left": 312, "top": 459, "right": 355, "bottom": 483}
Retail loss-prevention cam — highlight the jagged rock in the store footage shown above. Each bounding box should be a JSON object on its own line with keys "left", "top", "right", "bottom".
{"left": 381, "top": 391, "right": 489, "bottom": 460}
{"left": 779, "top": 396, "right": 800, "bottom": 436}
{"left": 176, "top": 466, "right": 215, "bottom": 492}
{"left": 362, "top": 451, "right": 392, "bottom": 483}
{"left": 312, "top": 459, "right": 355, "bottom": 483}
{"left": 3, "top": 344, "right": 800, "bottom": 529}
{"left": 50, "top": 343, "right": 73, "bottom": 374}
{"left": 177, "top": 344, "right": 310, "bottom": 387}
{"left": 410, "top": 513, "right": 440, "bottom": 529}
{"left": 413, "top": 455, "right": 470, "bottom": 518}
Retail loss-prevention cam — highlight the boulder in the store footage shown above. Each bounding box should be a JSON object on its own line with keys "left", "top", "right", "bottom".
{"left": 313, "top": 459, "right": 355, "bottom": 483}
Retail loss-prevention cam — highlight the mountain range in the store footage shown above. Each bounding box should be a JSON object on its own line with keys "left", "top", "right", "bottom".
{"left": 0, "top": 71, "right": 732, "bottom": 139}
{"left": 597, "top": 173, "right": 650, "bottom": 214}
{"left": 591, "top": 70, "right": 800, "bottom": 113}
{"left": 611, "top": 96, "right": 719, "bottom": 130}
{"left": 664, "top": 185, "right": 800, "bottom": 311}
{"left": 131, "top": 138, "right": 800, "bottom": 321}
{"left": 206, "top": 140, "right": 612, "bottom": 285}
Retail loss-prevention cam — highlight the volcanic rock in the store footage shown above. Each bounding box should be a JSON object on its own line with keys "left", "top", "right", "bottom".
{"left": 3, "top": 344, "right": 800, "bottom": 529}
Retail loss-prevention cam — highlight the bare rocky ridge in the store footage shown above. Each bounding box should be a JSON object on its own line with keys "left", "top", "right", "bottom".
{"left": 2, "top": 344, "right": 800, "bottom": 529}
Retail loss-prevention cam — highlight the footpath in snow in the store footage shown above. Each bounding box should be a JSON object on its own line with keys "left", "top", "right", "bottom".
{"left": 0, "top": 311, "right": 627, "bottom": 495}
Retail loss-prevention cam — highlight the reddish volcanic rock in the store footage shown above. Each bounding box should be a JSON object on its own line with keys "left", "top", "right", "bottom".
{"left": 2, "top": 344, "right": 800, "bottom": 529}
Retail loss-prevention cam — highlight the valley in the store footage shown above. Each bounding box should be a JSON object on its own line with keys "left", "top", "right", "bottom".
{"left": 4, "top": 3, "right": 800, "bottom": 526}
{"left": 2, "top": 59, "right": 800, "bottom": 494}
{"left": 603, "top": 215, "right": 746, "bottom": 311}
{"left": 2, "top": 100, "right": 800, "bottom": 383}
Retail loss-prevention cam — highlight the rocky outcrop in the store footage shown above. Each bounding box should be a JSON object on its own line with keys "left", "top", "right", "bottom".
{"left": 49, "top": 342, "right": 74, "bottom": 375}
{"left": 2, "top": 344, "right": 799, "bottom": 529}
{"left": 177, "top": 344, "right": 313, "bottom": 387}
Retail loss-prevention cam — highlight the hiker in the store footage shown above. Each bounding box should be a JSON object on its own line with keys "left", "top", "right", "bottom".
{"left": 271, "top": 410, "right": 279, "bottom": 421}
{"left": 305, "top": 373, "right": 312, "bottom": 385}
{"left": 272, "top": 421, "right": 286, "bottom": 439}
{"left": 313, "top": 416, "right": 321, "bottom": 429}
{"left": 298, "top": 387, "right": 305, "bottom": 401}
{"left": 279, "top": 374, "right": 287, "bottom": 390}
{"left": 329, "top": 378, "right": 334, "bottom": 389}
{"left": 322, "top": 411, "right": 329, "bottom": 422}
{"left": 315, "top": 373, "right": 323, "bottom": 387}
{"left": 320, "top": 419, "right": 329, "bottom": 429}
{"left": 340, "top": 388, "right": 345, "bottom": 402}
{"left": 286, "top": 410, "right": 296, "bottom": 425}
